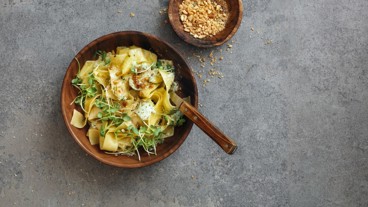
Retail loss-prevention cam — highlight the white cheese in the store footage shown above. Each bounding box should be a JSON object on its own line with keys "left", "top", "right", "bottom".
{"left": 136, "top": 100, "right": 156, "bottom": 120}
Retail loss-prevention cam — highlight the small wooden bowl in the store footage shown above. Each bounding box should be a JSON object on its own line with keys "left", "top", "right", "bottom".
{"left": 168, "top": 0, "right": 243, "bottom": 47}
{"left": 61, "top": 31, "right": 198, "bottom": 168}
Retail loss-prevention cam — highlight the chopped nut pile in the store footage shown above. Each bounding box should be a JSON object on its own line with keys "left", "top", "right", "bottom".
{"left": 179, "top": 0, "right": 229, "bottom": 39}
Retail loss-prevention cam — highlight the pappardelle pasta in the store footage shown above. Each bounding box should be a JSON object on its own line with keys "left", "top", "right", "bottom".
{"left": 70, "top": 46, "right": 186, "bottom": 160}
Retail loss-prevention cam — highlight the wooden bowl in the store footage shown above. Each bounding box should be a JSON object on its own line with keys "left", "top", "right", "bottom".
{"left": 168, "top": 0, "right": 243, "bottom": 47}
{"left": 61, "top": 31, "right": 198, "bottom": 168}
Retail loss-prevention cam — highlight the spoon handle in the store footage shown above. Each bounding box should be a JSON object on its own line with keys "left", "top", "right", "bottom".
{"left": 179, "top": 101, "right": 237, "bottom": 154}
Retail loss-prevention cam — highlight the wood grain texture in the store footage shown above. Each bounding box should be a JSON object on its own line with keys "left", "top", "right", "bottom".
{"left": 168, "top": 0, "right": 243, "bottom": 47}
{"left": 179, "top": 101, "right": 237, "bottom": 154}
{"left": 60, "top": 31, "right": 198, "bottom": 168}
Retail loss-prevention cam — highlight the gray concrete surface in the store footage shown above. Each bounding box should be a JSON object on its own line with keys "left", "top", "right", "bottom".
{"left": 1, "top": 0, "right": 367, "bottom": 206}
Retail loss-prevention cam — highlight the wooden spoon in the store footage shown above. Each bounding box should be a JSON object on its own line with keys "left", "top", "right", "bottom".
{"left": 171, "top": 92, "right": 237, "bottom": 154}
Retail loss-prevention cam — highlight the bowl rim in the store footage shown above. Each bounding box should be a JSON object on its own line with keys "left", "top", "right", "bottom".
{"left": 60, "top": 31, "right": 198, "bottom": 168}
{"left": 168, "top": 0, "right": 243, "bottom": 47}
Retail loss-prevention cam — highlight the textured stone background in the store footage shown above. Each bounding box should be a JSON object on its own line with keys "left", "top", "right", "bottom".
{"left": 1, "top": 0, "right": 368, "bottom": 206}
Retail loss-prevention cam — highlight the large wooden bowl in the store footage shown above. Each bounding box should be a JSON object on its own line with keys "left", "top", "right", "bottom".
{"left": 61, "top": 31, "right": 198, "bottom": 168}
{"left": 168, "top": 0, "right": 243, "bottom": 47}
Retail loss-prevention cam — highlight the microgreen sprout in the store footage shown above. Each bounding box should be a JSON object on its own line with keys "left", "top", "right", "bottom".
{"left": 70, "top": 47, "right": 182, "bottom": 161}
{"left": 95, "top": 50, "right": 110, "bottom": 65}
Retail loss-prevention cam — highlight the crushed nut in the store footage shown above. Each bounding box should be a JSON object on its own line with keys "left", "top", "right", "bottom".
{"left": 159, "top": 8, "right": 167, "bottom": 15}
{"left": 203, "top": 79, "right": 211, "bottom": 86}
{"left": 209, "top": 68, "right": 224, "bottom": 79}
{"left": 179, "top": 0, "right": 229, "bottom": 39}
{"left": 265, "top": 39, "right": 273, "bottom": 45}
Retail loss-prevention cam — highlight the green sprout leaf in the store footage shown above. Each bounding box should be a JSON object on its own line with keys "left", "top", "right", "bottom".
{"left": 131, "top": 66, "right": 137, "bottom": 74}
{"left": 71, "top": 77, "right": 81, "bottom": 85}
{"left": 100, "top": 125, "right": 106, "bottom": 137}
{"left": 177, "top": 117, "right": 186, "bottom": 126}
{"left": 139, "top": 126, "right": 147, "bottom": 133}
{"left": 97, "top": 112, "right": 103, "bottom": 119}
{"left": 95, "top": 50, "right": 110, "bottom": 65}
{"left": 123, "top": 115, "right": 131, "bottom": 121}
{"left": 132, "top": 127, "right": 139, "bottom": 135}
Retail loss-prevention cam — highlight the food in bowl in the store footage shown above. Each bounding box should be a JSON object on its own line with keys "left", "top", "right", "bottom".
{"left": 70, "top": 46, "right": 186, "bottom": 160}
{"left": 179, "top": 0, "right": 229, "bottom": 39}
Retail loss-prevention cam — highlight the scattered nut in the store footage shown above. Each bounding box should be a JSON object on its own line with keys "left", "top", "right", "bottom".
{"left": 265, "top": 39, "right": 273, "bottom": 45}
{"left": 159, "top": 8, "right": 167, "bottom": 15}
